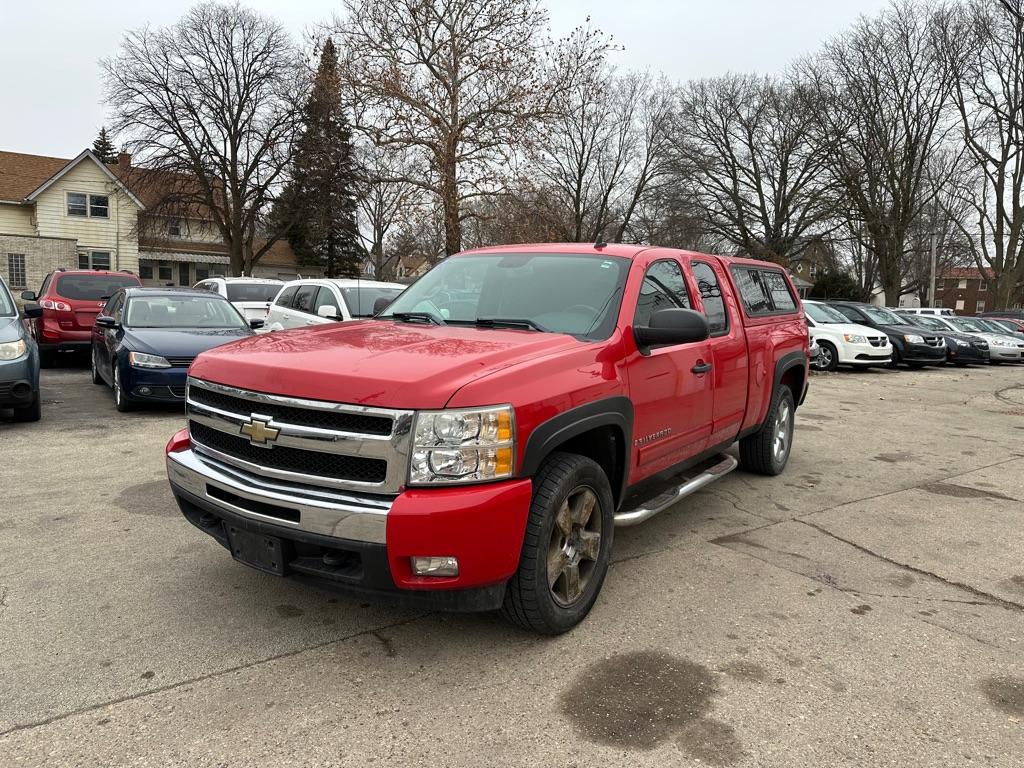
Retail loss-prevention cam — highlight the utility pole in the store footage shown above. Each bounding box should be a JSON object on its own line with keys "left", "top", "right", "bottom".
{"left": 929, "top": 232, "right": 937, "bottom": 307}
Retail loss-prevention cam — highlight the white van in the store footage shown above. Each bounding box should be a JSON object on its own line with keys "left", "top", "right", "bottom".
{"left": 193, "top": 277, "right": 284, "bottom": 323}
{"left": 804, "top": 300, "right": 892, "bottom": 370}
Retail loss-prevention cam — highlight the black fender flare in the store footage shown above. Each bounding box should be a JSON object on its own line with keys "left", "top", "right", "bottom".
{"left": 519, "top": 396, "right": 634, "bottom": 502}
{"left": 774, "top": 350, "right": 808, "bottom": 407}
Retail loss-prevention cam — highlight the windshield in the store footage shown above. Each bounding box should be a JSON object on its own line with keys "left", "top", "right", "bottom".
{"left": 861, "top": 306, "right": 907, "bottom": 325}
{"left": 341, "top": 286, "right": 404, "bottom": 317}
{"left": 226, "top": 282, "right": 282, "bottom": 303}
{"left": 973, "top": 318, "right": 1005, "bottom": 333}
{"left": 989, "top": 319, "right": 1019, "bottom": 333}
{"left": 804, "top": 302, "right": 848, "bottom": 324}
{"left": 0, "top": 279, "right": 14, "bottom": 316}
{"left": 949, "top": 317, "right": 985, "bottom": 333}
{"left": 912, "top": 315, "right": 949, "bottom": 331}
{"left": 125, "top": 295, "right": 247, "bottom": 329}
{"left": 55, "top": 274, "right": 140, "bottom": 301}
{"left": 379, "top": 253, "right": 631, "bottom": 339}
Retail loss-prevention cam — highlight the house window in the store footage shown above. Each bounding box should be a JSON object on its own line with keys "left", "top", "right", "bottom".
{"left": 158, "top": 262, "right": 172, "bottom": 282}
{"left": 958, "top": 279, "right": 967, "bottom": 289}
{"left": 168, "top": 219, "right": 182, "bottom": 237}
{"left": 195, "top": 263, "right": 216, "bottom": 282}
{"left": 955, "top": 299, "right": 965, "bottom": 311}
{"left": 67, "top": 192, "right": 88, "bottom": 217}
{"left": 179, "top": 263, "right": 190, "bottom": 286}
{"left": 66, "top": 192, "right": 109, "bottom": 218}
{"left": 6, "top": 253, "right": 26, "bottom": 289}
{"left": 934, "top": 299, "right": 942, "bottom": 308}
{"left": 809, "top": 263, "right": 818, "bottom": 279}
{"left": 139, "top": 262, "right": 154, "bottom": 280}
{"left": 979, "top": 280, "right": 987, "bottom": 291}
{"left": 976, "top": 300, "right": 986, "bottom": 314}
{"left": 89, "top": 195, "right": 109, "bottom": 218}
{"left": 79, "top": 251, "right": 112, "bottom": 270}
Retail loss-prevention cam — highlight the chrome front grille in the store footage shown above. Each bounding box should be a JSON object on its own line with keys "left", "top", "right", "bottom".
{"left": 166, "top": 356, "right": 196, "bottom": 368}
{"left": 868, "top": 336, "right": 887, "bottom": 347}
{"left": 972, "top": 340, "right": 989, "bottom": 350}
{"left": 924, "top": 336, "right": 943, "bottom": 347}
{"left": 185, "top": 377, "right": 413, "bottom": 494}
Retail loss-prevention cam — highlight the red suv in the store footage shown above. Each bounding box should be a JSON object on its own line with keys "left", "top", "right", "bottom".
{"left": 22, "top": 269, "right": 142, "bottom": 366}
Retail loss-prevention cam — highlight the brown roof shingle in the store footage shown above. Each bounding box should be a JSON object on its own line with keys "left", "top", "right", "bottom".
{"left": 0, "top": 150, "right": 70, "bottom": 202}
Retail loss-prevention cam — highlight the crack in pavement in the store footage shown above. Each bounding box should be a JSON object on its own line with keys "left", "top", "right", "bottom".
{"left": 798, "top": 519, "right": 1024, "bottom": 613}
{"left": 0, "top": 612, "right": 432, "bottom": 740}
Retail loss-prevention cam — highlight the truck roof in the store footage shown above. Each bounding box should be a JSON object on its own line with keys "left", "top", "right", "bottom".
{"left": 460, "top": 242, "right": 791, "bottom": 271}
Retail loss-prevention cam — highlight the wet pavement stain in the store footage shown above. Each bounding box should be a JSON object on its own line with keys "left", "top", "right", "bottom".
{"left": 798, "top": 424, "right": 823, "bottom": 432}
{"left": 1002, "top": 575, "right": 1024, "bottom": 595}
{"left": 117, "top": 479, "right": 178, "bottom": 516}
{"left": 719, "top": 661, "right": 767, "bottom": 683}
{"left": 678, "top": 719, "right": 746, "bottom": 766}
{"left": 274, "top": 604, "right": 304, "bottom": 618}
{"left": 851, "top": 604, "right": 873, "bottom": 616}
{"left": 561, "top": 652, "right": 739, "bottom": 758}
{"left": 888, "top": 573, "right": 916, "bottom": 589}
{"left": 919, "top": 482, "right": 1015, "bottom": 501}
{"left": 140, "top": 671, "right": 155, "bottom": 679}
{"left": 980, "top": 676, "right": 1024, "bottom": 718}
{"left": 874, "top": 452, "right": 916, "bottom": 464}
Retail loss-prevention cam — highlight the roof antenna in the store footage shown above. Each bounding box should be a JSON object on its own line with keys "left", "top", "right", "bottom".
{"left": 594, "top": 230, "right": 607, "bottom": 250}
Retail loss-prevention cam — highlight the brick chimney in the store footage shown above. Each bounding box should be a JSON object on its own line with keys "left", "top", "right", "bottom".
{"left": 117, "top": 152, "right": 131, "bottom": 168}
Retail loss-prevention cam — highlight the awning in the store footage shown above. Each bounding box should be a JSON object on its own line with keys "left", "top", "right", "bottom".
{"left": 140, "top": 251, "right": 230, "bottom": 265}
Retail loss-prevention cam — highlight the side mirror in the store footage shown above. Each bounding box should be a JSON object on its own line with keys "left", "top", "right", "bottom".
{"left": 249, "top": 319, "right": 265, "bottom": 329}
{"left": 95, "top": 316, "right": 118, "bottom": 329}
{"left": 317, "top": 305, "right": 341, "bottom": 320}
{"left": 23, "top": 303, "right": 43, "bottom": 319}
{"left": 373, "top": 296, "right": 393, "bottom": 315}
{"left": 21, "top": 291, "right": 37, "bottom": 302}
{"left": 634, "top": 308, "right": 710, "bottom": 351}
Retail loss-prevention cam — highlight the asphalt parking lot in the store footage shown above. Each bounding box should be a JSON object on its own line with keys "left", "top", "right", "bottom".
{"left": 2, "top": 362, "right": 1023, "bottom": 767}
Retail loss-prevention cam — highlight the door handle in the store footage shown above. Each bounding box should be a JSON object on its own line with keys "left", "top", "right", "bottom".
{"left": 691, "top": 361, "right": 712, "bottom": 375}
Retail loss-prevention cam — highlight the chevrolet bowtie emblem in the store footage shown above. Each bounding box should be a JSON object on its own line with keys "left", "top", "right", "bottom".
{"left": 240, "top": 417, "right": 279, "bottom": 446}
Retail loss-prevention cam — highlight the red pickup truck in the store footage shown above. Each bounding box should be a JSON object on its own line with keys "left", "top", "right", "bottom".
{"left": 166, "top": 244, "right": 808, "bottom": 633}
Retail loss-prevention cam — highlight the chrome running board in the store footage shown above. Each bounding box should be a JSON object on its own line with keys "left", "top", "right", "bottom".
{"left": 614, "top": 454, "right": 739, "bottom": 527}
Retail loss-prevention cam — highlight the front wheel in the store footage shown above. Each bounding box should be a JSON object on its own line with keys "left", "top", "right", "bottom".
{"left": 817, "top": 341, "right": 839, "bottom": 372}
{"left": 739, "top": 385, "right": 795, "bottom": 476}
{"left": 113, "top": 363, "right": 134, "bottom": 412}
{"left": 12, "top": 393, "right": 41, "bottom": 422}
{"left": 501, "top": 452, "right": 614, "bottom": 635}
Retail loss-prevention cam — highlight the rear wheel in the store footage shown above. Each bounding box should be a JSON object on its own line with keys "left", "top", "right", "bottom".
{"left": 739, "top": 386, "right": 795, "bottom": 476}
{"left": 501, "top": 452, "right": 614, "bottom": 635}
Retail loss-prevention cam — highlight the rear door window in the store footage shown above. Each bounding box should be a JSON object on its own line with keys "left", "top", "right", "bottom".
{"left": 691, "top": 262, "right": 729, "bottom": 335}
{"left": 54, "top": 274, "right": 140, "bottom": 301}
{"left": 314, "top": 287, "right": 343, "bottom": 317}
{"left": 275, "top": 285, "right": 298, "bottom": 308}
{"left": 292, "top": 284, "right": 319, "bottom": 314}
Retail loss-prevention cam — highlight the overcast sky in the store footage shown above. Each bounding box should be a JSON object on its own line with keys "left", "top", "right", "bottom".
{"left": 0, "top": 0, "right": 892, "bottom": 159}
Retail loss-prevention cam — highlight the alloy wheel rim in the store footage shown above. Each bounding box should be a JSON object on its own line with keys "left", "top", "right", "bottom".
{"left": 773, "top": 400, "right": 792, "bottom": 464}
{"left": 114, "top": 367, "right": 121, "bottom": 405}
{"left": 821, "top": 347, "right": 833, "bottom": 368}
{"left": 547, "top": 486, "right": 601, "bottom": 608}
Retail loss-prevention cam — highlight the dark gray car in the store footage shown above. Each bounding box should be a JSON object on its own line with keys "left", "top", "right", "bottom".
{"left": 0, "top": 277, "right": 43, "bottom": 421}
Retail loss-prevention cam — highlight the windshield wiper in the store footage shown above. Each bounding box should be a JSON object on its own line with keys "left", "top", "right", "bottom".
{"left": 474, "top": 317, "right": 548, "bottom": 332}
{"left": 391, "top": 311, "right": 446, "bottom": 326}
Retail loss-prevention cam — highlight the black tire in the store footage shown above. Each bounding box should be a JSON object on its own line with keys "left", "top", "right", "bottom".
{"left": 90, "top": 346, "right": 104, "bottom": 384}
{"left": 501, "top": 452, "right": 614, "bottom": 635}
{"left": 818, "top": 341, "right": 839, "bottom": 372}
{"left": 39, "top": 349, "right": 55, "bottom": 369}
{"left": 12, "top": 393, "right": 41, "bottom": 422}
{"left": 739, "top": 385, "right": 795, "bottom": 476}
{"left": 113, "top": 363, "right": 134, "bottom": 412}
{"left": 907, "top": 362, "right": 925, "bottom": 369}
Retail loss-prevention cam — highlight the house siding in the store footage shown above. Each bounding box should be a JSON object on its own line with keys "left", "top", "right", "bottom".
{"left": 0, "top": 203, "right": 35, "bottom": 236}
{"left": 32, "top": 160, "right": 139, "bottom": 271}
{"left": 0, "top": 233, "right": 78, "bottom": 292}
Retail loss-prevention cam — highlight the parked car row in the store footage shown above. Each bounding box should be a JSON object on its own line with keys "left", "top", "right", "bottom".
{"left": 805, "top": 298, "right": 1024, "bottom": 372}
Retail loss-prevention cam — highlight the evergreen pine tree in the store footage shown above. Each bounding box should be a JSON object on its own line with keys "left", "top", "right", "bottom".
{"left": 92, "top": 127, "right": 117, "bottom": 163}
{"left": 284, "top": 39, "right": 362, "bottom": 278}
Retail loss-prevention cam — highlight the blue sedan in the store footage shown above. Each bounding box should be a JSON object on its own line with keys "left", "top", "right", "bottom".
{"left": 91, "top": 287, "right": 259, "bottom": 411}
{"left": 1, "top": 276, "right": 43, "bottom": 422}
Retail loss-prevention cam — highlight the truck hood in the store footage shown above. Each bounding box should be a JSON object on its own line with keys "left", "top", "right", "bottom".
{"left": 188, "top": 320, "right": 584, "bottom": 409}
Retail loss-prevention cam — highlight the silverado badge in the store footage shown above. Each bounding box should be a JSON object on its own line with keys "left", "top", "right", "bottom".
{"left": 240, "top": 417, "right": 280, "bottom": 447}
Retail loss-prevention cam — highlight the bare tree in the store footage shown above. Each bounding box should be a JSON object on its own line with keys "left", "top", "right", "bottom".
{"left": 355, "top": 142, "right": 423, "bottom": 279}
{"left": 807, "top": 2, "right": 955, "bottom": 305}
{"left": 335, "top": 1, "right": 610, "bottom": 256}
{"left": 670, "top": 73, "right": 836, "bottom": 264}
{"left": 940, "top": 0, "right": 1024, "bottom": 309}
{"left": 102, "top": 2, "right": 302, "bottom": 276}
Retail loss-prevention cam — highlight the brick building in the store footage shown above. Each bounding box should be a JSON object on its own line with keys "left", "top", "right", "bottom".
{"left": 933, "top": 267, "right": 1023, "bottom": 316}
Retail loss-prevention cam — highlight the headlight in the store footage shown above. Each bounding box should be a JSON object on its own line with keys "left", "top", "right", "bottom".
{"left": 410, "top": 405, "right": 514, "bottom": 485}
{"left": 0, "top": 339, "right": 27, "bottom": 361}
{"left": 128, "top": 351, "right": 171, "bottom": 369}
{"left": 994, "top": 338, "right": 1013, "bottom": 347}
{"left": 843, "top": 334, "right": 867, "bottom": 344}
{"left": 904, "top": 334, "right": 924, "bottom": 344}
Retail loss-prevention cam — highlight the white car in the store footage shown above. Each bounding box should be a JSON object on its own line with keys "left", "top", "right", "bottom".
{"left": 193, "top": 277, "right": 284, "bottom": 323}
{"left": 265, "top": 278, "right": 406, "bottom": 331}
{"left": 804, "top": 300, "right": 892, "bottom": 370}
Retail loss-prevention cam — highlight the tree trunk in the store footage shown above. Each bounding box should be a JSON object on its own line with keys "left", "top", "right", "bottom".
{"left": 229, "top": 236, "right": 245, "bottom": 278}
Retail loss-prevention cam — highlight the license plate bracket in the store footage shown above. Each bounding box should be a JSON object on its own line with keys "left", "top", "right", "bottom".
{"left": 226, "top": 525, "right": 286, "bottom": 576}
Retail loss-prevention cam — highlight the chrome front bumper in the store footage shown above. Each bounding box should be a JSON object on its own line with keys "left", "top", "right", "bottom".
{"left": 167, "top": 448, "right": 392, "bottom": 544}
